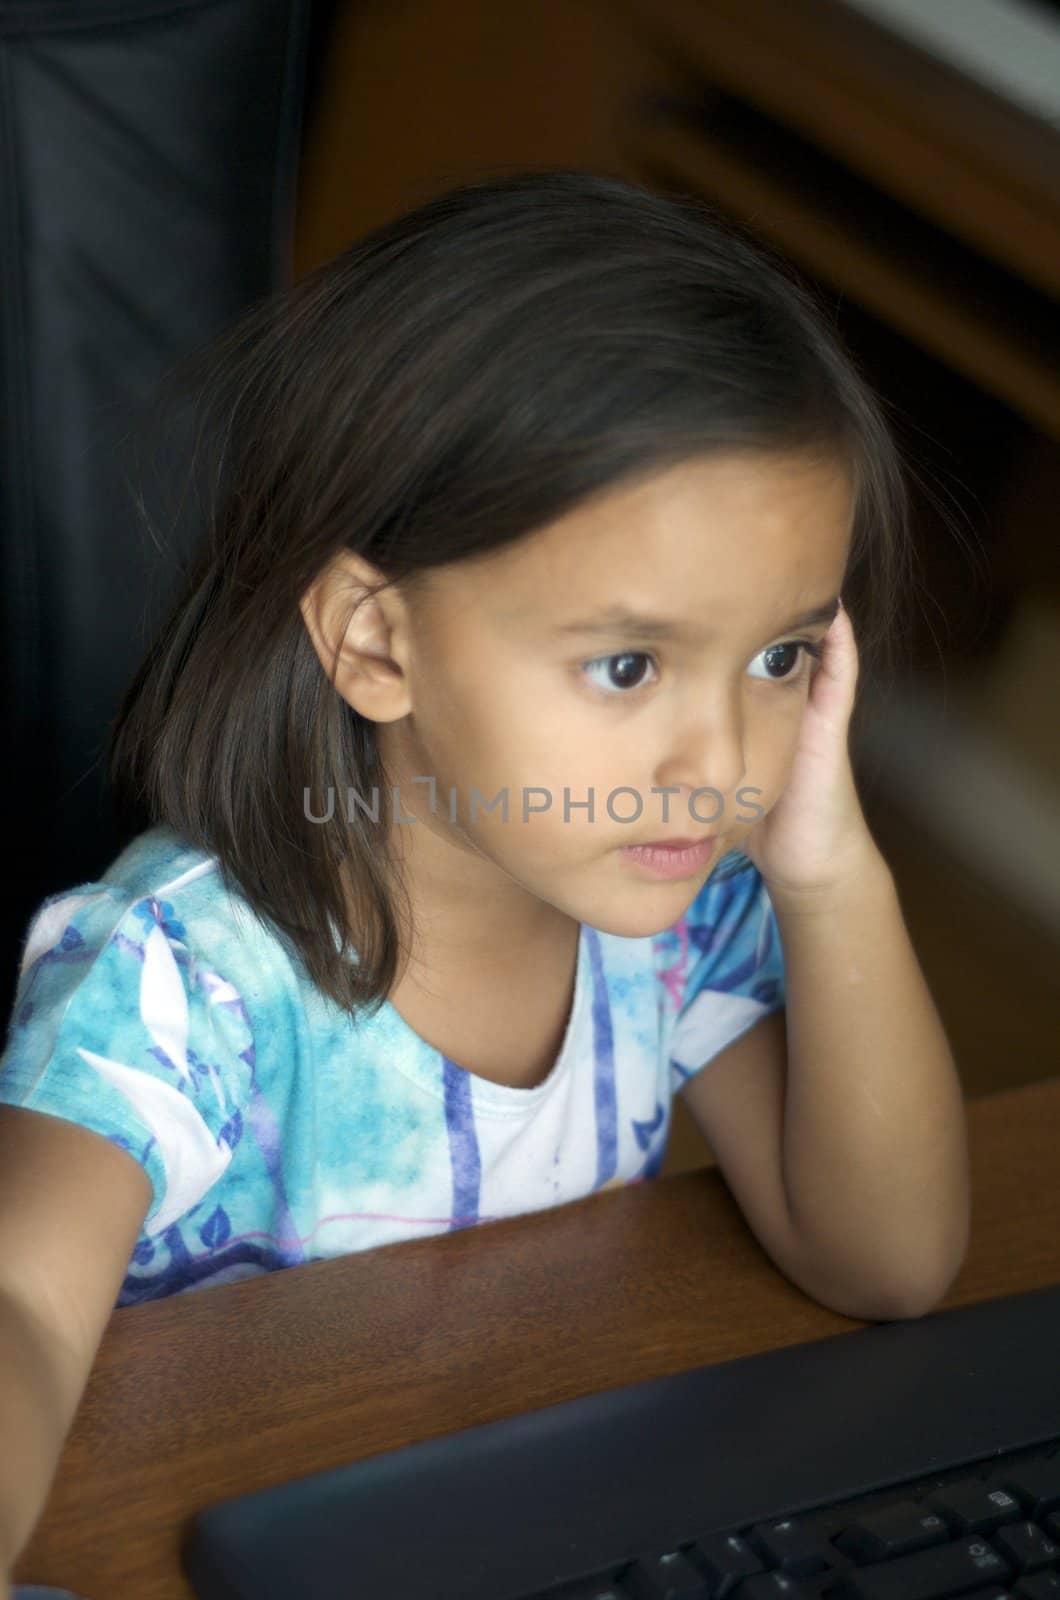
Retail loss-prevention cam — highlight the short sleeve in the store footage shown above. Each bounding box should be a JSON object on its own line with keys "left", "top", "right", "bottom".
{"left": 667, "top": 862, "right": 786, "bottom": 1097}
{"left": 0, "top": 887, "right": 255, "bottom": 1239}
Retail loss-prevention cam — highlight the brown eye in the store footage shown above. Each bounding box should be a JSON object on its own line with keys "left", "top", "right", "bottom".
{"left": 748, "top": 641, "right": 820, "bottom": 684}
{"left": 583, "top": 652, "right": 658, "bottom": 696}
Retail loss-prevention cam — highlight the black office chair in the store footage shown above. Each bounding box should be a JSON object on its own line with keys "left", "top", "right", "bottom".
{"left": 0, "top": 0, "right": 338, "bottom": 1030}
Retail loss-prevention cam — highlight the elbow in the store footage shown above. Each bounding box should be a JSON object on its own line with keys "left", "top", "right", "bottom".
{"left": 871, "top": 1181, "right": 973, "bottom": 1322}
{"left": 801, "top": 1279, "right": 943, "bottom": 1325}
{"left": 773, "top": 1179, "right": 972, "bottom": 1324}
{"left": 890, "top": 1255, "right": 970, "bottom": 1322}
{"left": 873, "top": 1235, "right": 972, "bottom": 1323}
{"left": 875, "top": 1283, "right": 952, "bottom": 1324}
{"left": 779, "top": 1233, "right": 971, "bottom": 1325}
{"left": 800, "top": 1275, "right": 955, "bottom": 1325}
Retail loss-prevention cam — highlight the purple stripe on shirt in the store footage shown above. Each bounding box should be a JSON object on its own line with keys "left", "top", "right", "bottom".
{"left": 585, "top": 929, "right": 617, "bottom": 1189}
{"left": 442, "top": 1057, "right": 481, "bottom": 1229}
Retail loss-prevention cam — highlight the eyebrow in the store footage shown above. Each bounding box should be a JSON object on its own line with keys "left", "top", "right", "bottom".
{"left": 549, "top": 597, "right": 841, "bottom": 643}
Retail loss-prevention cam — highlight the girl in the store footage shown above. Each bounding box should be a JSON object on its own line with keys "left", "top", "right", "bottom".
{"left": 0, "top": 171, "right": 969, "bottom": 1337}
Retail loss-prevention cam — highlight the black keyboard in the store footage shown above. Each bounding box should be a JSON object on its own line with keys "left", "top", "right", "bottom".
{"left": 183, "top": 1281, "right": 1060, "bottom": 1600}
{"left": 523, "top": 1436, "right": 1060, "bottom": 1598}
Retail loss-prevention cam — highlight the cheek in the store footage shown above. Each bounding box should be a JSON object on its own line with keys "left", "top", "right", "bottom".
{"left": 744, "top": 701, "right": 805, "bottom": 803}
{"left": 478, "top": 720, "right": 610, "bottom": 856}
{"left": 410, "top": 654, "right": 512, "bottom": 772}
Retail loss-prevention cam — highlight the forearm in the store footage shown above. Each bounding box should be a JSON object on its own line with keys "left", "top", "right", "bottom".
{"left": 774, "top": 849, "right": 971, "bottom": 1319}
{"left": 0, "top": 1289, "right": 74, "bottom": 1573}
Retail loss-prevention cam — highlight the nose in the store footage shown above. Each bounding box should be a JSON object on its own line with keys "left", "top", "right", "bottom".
{"left": 653, "top": 683, "right": 748, "bottom": 818}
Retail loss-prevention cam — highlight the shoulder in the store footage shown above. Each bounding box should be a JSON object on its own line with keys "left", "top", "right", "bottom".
{"left": 12, "top": 825, "right": 301, "bottom": 1031}
{"left": 1, "top": 828, "right": 301, "bottom": 1237}
{"left": 15, "top": 825, "right": 213, "bottom": 981}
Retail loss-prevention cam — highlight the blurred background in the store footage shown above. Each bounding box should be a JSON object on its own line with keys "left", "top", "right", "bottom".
{"left": 2, "top": 0, "right": 1058, "bottom": 1173}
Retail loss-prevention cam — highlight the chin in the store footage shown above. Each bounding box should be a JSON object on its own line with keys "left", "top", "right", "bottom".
{"left": 587, "top": 889, "right": 706, "bottom": 940}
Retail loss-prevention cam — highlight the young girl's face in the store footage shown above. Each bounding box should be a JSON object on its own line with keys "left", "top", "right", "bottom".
{"left": 372, "top": 450, "right": 853, "bottom": 940}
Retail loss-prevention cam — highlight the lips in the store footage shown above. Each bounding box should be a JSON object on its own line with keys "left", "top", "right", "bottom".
{"left": 634, "top": 837, "right": 715, "bottom": 849}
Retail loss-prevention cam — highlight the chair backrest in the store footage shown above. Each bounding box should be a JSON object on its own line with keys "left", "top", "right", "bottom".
{"left": 0, "top": 0, "right": 318, "bottom": 1031}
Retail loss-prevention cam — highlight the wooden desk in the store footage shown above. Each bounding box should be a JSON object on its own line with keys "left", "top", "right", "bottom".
{"left": 15, "top": 1076, "right": 1060, "bottom": 1599}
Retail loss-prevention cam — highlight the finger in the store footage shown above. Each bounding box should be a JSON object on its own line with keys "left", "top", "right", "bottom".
{"left": 821, "top": 598, "right": 859, "bottom": 679}
{"left": 808, "top": 602, "right": 859, "bottom": 720}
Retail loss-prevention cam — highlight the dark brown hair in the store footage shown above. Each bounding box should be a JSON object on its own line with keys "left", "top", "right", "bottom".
{"left": 108, "top": 168, "right": 923, "bottom": 1019}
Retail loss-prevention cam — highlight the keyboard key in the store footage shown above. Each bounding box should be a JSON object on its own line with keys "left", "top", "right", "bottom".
{"left": 1013, "top": 1574, "right": 1060, "bottom": 1598}
{"left": 989, "top": 1459, "right": 1060, "bottom": 1519}
{"left": 748, "top": 1516, "right": 837, "bottom": 1578}
{"left": 832, "top": 1499, "right": 951, "bottom": 1561}
{"left": 689, "top": 1530, "right": 766, "bottom": 1592}
{"left": 730, "top": 1574, "right": 819, "bottom": 1598}
{"left": 922, "top": 1478, "right": 1022, "bottom": 1533}
{"left": 626, "top": 1549, "right": 711, "bottom": 1597}
{"left": 992, "top": 1519, "right": 1060, "bottom": 1572}
{"left": 820, "top": 1533, "right": 1011, "bottom": 1598}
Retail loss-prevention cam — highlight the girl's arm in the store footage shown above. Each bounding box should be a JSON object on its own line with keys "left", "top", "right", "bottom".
{"left": 679, "top": 847, "right": 971, "bottom": 1325}
{"left": 0, "top": 1105, "right": 154, "bottom": 1573}
{"left": 771, "top": 842, "right": 971, "bottom": 1318}
{"left": 681, "top": 599, "right": 970, "bottom": 1322}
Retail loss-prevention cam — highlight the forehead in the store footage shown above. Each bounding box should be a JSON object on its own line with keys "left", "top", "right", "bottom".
{"left": 455, "top": 451, "right": 855, "bottom": 628}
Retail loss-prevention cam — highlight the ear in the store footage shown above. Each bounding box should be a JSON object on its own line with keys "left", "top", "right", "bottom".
{"left": 299, "top": 552, "right": 413, "bottom": 723}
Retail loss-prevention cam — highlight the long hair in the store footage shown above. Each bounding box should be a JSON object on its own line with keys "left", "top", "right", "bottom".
{"left": 108, "top": 168, "right": 922, "bottom": 1017}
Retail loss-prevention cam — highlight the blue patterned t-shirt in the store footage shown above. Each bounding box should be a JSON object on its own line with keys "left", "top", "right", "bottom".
{"left": 0, "top": 825, "right": 786, "bottom": 1307}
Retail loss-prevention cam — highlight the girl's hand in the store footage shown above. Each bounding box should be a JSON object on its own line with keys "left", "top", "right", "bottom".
{"left": 740, "top": 599, "right": 884, "bottom": 911}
